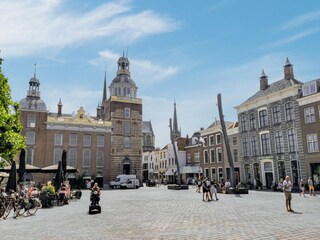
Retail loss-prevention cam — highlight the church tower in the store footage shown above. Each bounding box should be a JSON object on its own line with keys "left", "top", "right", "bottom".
{"left": 104, "top": 54, "right": 142, "bottom": 180}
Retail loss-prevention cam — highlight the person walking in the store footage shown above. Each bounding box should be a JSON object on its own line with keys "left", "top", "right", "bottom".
{"left": 308, "top": 177, "right": 315, "bottom": 196}
{"left": 299, "top": 179, "right": 306, "bottom": 197}
{"left": 210, "top": 180, "right": 219, "bottom": 201}
{"left": 283, "top": 176, "right": 294, "bottom": 212}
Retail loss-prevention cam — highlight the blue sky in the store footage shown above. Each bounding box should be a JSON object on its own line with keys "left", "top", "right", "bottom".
{"left": 1, "top": 0, "right": 320, "bottom": 148}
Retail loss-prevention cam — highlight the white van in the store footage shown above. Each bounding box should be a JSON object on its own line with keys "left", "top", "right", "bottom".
{"left": 120, "top": 179, "right": 140, "bottom": 189}
{"left": 109, "top": 174, "right": 137, "bottom": 189}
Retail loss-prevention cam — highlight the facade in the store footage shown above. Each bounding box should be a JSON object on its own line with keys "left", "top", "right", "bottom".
{"left": 20, "top": 73, "right": 112, "bottom": 186}
{"left": 199, "top": 121, "right": 240, "bottom": 185}
{"left": 102, "top": 56, "right": 143, "bottom": 181}
{"left": 297, "top": 79, "right": 320, "bottom": 189}
{"left": 235, "top": 59, "right": 305, "bottom": 189}
{"left": 19, "top": 55, "right": 143, "bottom": 187}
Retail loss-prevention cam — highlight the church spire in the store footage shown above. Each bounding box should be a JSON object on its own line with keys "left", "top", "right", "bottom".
{"left": 102, "top": 70, "right": 107, "bottom": 103}
{"left": 172, "top": 100, "right": 181, "bottom": 139}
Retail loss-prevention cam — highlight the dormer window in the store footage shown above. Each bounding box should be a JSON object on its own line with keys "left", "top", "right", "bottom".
{"left": 302, "top": 81, "right": 318, "bottom": 96}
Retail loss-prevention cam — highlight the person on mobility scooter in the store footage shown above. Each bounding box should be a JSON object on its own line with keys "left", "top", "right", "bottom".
{"left": 89, "top": 182, "right": 101, "bottom": 214}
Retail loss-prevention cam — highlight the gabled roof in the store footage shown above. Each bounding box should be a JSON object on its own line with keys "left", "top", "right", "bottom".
{"left": 241, "top": 78, "right": 302, "bottom": 105}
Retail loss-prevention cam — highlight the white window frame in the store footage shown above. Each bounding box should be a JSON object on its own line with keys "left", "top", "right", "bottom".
{"left": 83, "top": 135, "right": 91, "bottom": 147}
{"left": 204, "top": 168, "right": 209, "bottom": 178}
{"left": 96, "top": 150, "right": 104, "bottom": 167}
{"left": 307, "top": 134, "right": 319, "bottom": 153}
{"left": 53, "top": 148, "right": 63, "bottom": 165}
{"left": 124, "top": 108, "right": 131, "bottom": 118}
{"left": 216, "top": 133, "right": 222, "bottom": 145}
{"left": 210, "top": 148, "right": 215, "bottom": 163}
{"left": 203, "top": 150, "right": 209, "bottom": 164}
{"left": 26, "top": 148, "right": 34, "bottom": 165}
{"left": 211, "top": 167, "right": 216, "bottom": 181}
{"left": 304, "top": 107, "right": 315, "bottom": 124}
{"left": 83, "top": 149, "right": 91, "bottom": 167}
{"left": 209, "top": 135, "right": 214, "bottom": 146}
{"left": 27, "top": 114, "right": 36, "bottom": 128}
{"left": 26, "top": 131, "right": 35, "bottom": 145}
{"left": 69, "top": 134, "right": 77, "bottom": 146}
{"left": 54, "top": 133, "right": 63, "bottom": 146}
{"left": 216, "top": 147, "right": 222, "bottom": 162}
{"left": 194, "top": 152, "right": 200, "bottom": 163}
{"left": 97, "top": 135, "right": 105, "bottom": 147}
{"left": 68, "top": 148, "right": 77, "bottom": 167}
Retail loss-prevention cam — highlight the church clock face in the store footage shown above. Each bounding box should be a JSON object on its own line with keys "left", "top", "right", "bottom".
{"left": 80, "top": 114, "right": 84, "bottom": 119}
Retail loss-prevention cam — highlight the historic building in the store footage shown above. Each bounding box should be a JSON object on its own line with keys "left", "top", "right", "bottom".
{"left": 297, "top": 79, "right": 320, "bottom": 189}
{"left": 102, "top": 55, "right": 143, "bottom": 181}
{"left": 198, "top": 121, "right": 240, "bottom": 184}
{"left": 19, "top": 55, "right": 143, "bottom": 186}
{"left": 235, "top": 58, "right": 305, "bottom": 189}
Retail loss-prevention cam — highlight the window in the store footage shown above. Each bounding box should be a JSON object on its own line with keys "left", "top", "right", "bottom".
{"left": 240, "top": 116, "right": 247, "bottom": 132}
{"left": 304, "top": 107, "right": 315, "bottom": 123}
{"left": 204, "top": 150, "right": 209, "bottom": 164}
{"left": 233, "top": 149, "right": 238, "bottom": 162}
{"left": 216, "top": 134, "right": 222, "bottom": 145}
{"left": 307, "top": 134, "right": 319, "bottom": 153}
{"left": 194, "top": 152, "right": 200, "bottom": 162}
{"left": 249, "top": 113, "right": 256, "bottom": 130}
{"left": 69, "top": 134, "right": 77, "bottom": 146}
{"left": 272, "top": 106, "right": 281, "bottom": 124}
{"left": 204, "top": 168, "right": 209, "bottom": 178}
{"left": 218, "top": 167, "right": 223, "bottom": 182}
{"left": 275, "top": 131, "right": 284, "bottom": 154}
{"left": 96, "top": 150, "right": 104, "bottom": 167}
{"left": 115, "top": 121, "right": 122, "bottom": 134}
{"left": 53, "top": 148, "right": 63, "bottom": 164}
{"left": 233, "top": 137, "right": 237, "bottom": 146}
{"left": 302, "top": 82, "right": 317, "bottom": 96}
{"left": 124, "top": 122, "right": 131, "bottom": 135}
{"left": 210, "top": 149, "right": 215, "bottom": 163}
{"left": 83, "top": 135, "right": 91, "bottom": 147}
{"left": 288, "top": 128, "right": 297, "bottom": 153}
{"left": 26, "top": 131, "right": 35, "bottom": 145}
{"left": 264, "top": 162, "right": 272, "bottom": 172}
{"left": 118, "top": 87, "right": 122, "bottom": 96}
{"left": 146, "top": 135, "right": 152, "bottom": 146}
{"left": 124, "top": 108, "right": 130, "bottom": 118}
{"left": 68, "top": 149, "right": 77, "bottom": 167}
{"left": 209, "top": 135, "right": 214, "bottom": 146}
{"left": 124, "top": 137, "right": 131, "bottom": 148}
{"left": 251, "top": 136, "right": 258, "bottom": 156}
{"left": 187, "top": 153, "right": 191, "bottom": 163}
{"left": 211, "top": 168, "right": 216, "bottom": 181}
{"left": 83, "top": 149, "right": 91, "bottom": 167}
{"left": 216, "top": 148, "right": 222, "bottom": 162}
{"left": 115, "top": 87, "right": 118, "bottom": 96}
{"left": 54, "top": 133, "right": 63, "bottom": 146}
{"left": 261, "top": 133, "right": 271, "bottom": 155}
{"left": 285, "top": 102, "right": 294, "bottom": 121}
{"left": 242, "top": 138, "right": 250, "bottom": 157}
{"left": 203, "top": 137, "right": 208, "bottom": 147}
{"left": 97, "top": 135, "right": 104, "bottom": 147}
{"left": 244, "top": 164, "right": 250, "bottom": 182}
{"left": 27, "top": 114, "right": 36, "bottom": 128}
{"left": 259, "top": 109, "right": 268, "bottom": 128}
{"left": 26, "top": 148, "right": 34, "bottom": 165}
{"left": 278, "top": 161, "right": 286, "bottom": 182}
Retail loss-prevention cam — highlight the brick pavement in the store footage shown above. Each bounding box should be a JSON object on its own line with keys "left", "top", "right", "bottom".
{"left": 1, "top": 185, "right": 319, "bottom": 240}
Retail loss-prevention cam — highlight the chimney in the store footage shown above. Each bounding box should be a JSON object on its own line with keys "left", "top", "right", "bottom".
{"left": 200, "top": 127, "right": 204, "bottom": 131}
{"left": 284, "top": 57, "right": 294, "bottom": 80}
{"left": 57, "top": 99, "right": 62, "bottom": 116}
{"left": 260, "top": 69, "right": 268, "bottom": 90}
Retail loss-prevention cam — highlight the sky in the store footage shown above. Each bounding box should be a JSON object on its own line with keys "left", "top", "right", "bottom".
{"left": 1, "top": 0, "right": 320, "bottom": 148}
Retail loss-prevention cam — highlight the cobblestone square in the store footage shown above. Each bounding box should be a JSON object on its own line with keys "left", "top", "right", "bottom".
{"left": 1, "top": 186, "right": 319, "bottom": 240}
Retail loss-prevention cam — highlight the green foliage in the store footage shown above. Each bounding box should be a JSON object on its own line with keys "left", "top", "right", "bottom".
{"left": 42, "top": 183, "right": 55, "bottom": 194}
{"left": 0, "top": 58, "right": 25, "bottom": 160}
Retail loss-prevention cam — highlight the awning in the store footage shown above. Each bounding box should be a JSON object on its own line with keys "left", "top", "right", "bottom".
{"left": 0, "top": 164, "right": 41, "bottom": 173}
{"left": 180, "top": 166, "right": 202, "bottom": 174}
{"left": 165, "top": 168, "right": 176, "bottom": 176}
{"left": 41, "top": 164, "right": 78, "bottom": 173}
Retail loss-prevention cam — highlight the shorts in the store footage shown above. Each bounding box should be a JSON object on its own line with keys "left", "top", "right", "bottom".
{"left": 284, "top": 191, "right": 292, "bottom": 200}
{"left": 309, "top": 186, "right": 314, "bottom": 191}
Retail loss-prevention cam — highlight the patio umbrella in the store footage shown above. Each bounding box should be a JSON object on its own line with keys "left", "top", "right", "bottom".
{"left": 18, "top": 149, "right": 26, "bottom": 183}
{"left": 54, "top": 161, "right": 63, "bottom": 191}
{"left": 62, "top": 150, "right": 67, "bottom": 180}
{"left": 5, "top": 161, "right": 17, "bottom": 193}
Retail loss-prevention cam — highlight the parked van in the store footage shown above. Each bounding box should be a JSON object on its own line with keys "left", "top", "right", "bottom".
{"left": 109, "top": 174, "right": 137, "bottom": 189}
{"left": 120, "top": 179, "right": 140, "bottom": 189}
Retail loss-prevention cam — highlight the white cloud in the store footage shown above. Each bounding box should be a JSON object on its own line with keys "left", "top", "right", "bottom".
{"left": 0, "top": 0, "right": 179, "bottom": 57}
{"left": 280, "top": 11, "right": 320, "bottom": 30}
{"left": 90, "top": 49, "right": 179, "bottom": 84}
{"left": 263, "top": 29, "right": 320, "bottom": 49}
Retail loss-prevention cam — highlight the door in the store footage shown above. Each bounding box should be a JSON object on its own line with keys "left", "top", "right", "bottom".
{"left": 265, "top": 172, "right": 273, "bottom": 189}
{"left": 123, "top": 164, "right": 131, "bottom": 175}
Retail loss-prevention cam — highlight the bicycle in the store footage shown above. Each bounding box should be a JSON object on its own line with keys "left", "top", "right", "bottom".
{"left": 14, "top": 195, "right": 40, "bottom": 218}
{"left": 2, "top": 194, "right": 17, "bottom": 219}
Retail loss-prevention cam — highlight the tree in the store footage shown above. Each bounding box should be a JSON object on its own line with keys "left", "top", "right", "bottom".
{"left": 0, "top": 56, "right": 25, "bottom": 165}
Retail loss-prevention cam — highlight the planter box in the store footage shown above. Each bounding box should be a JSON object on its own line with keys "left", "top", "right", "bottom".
{"left": 167, "top": 185, "right": 189, "bottom": 190}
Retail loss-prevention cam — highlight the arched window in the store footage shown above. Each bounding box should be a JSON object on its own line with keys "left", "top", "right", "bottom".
{"left": 115, "top": 87, "right": 118, "bottom": 96}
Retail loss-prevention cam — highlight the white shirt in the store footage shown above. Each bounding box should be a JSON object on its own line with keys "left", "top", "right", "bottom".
{"left": 283, "top": 180, "right": 292, "bottom": 192}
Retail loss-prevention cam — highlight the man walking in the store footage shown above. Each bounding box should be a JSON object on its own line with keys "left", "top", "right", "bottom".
{"left": 283, "top": 176, "right": 294, "bottom": 212}
{"left": 308, "top": 177, "right": 315, "bottom": 196}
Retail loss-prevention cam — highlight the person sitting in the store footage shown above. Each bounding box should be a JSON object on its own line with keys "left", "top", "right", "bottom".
{"left": 90, "top": 183, "right": 101, "bottom": 205}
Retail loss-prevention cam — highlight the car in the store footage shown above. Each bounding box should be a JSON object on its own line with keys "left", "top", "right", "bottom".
{"left": 120, "top": 179, "right": 140, "bottom": 189}
{"left": 146, "top": 179, "right": 156, "bottom": 187}
{"left": 109, "top": 174, "right": 137, "bottom": 189}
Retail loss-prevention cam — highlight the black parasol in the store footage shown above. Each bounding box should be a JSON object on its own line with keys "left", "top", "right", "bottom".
{"left": 18, "top": 149, "right": 26, "bottom": 183}
{"left": 5, "top": 161, "right": 17, "bottom": 193}
{"left": 54, "top": 161, "right": 63, "bottom": 192}
{"left": 62, "top": 150, "right": 67, "bottom": 180}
